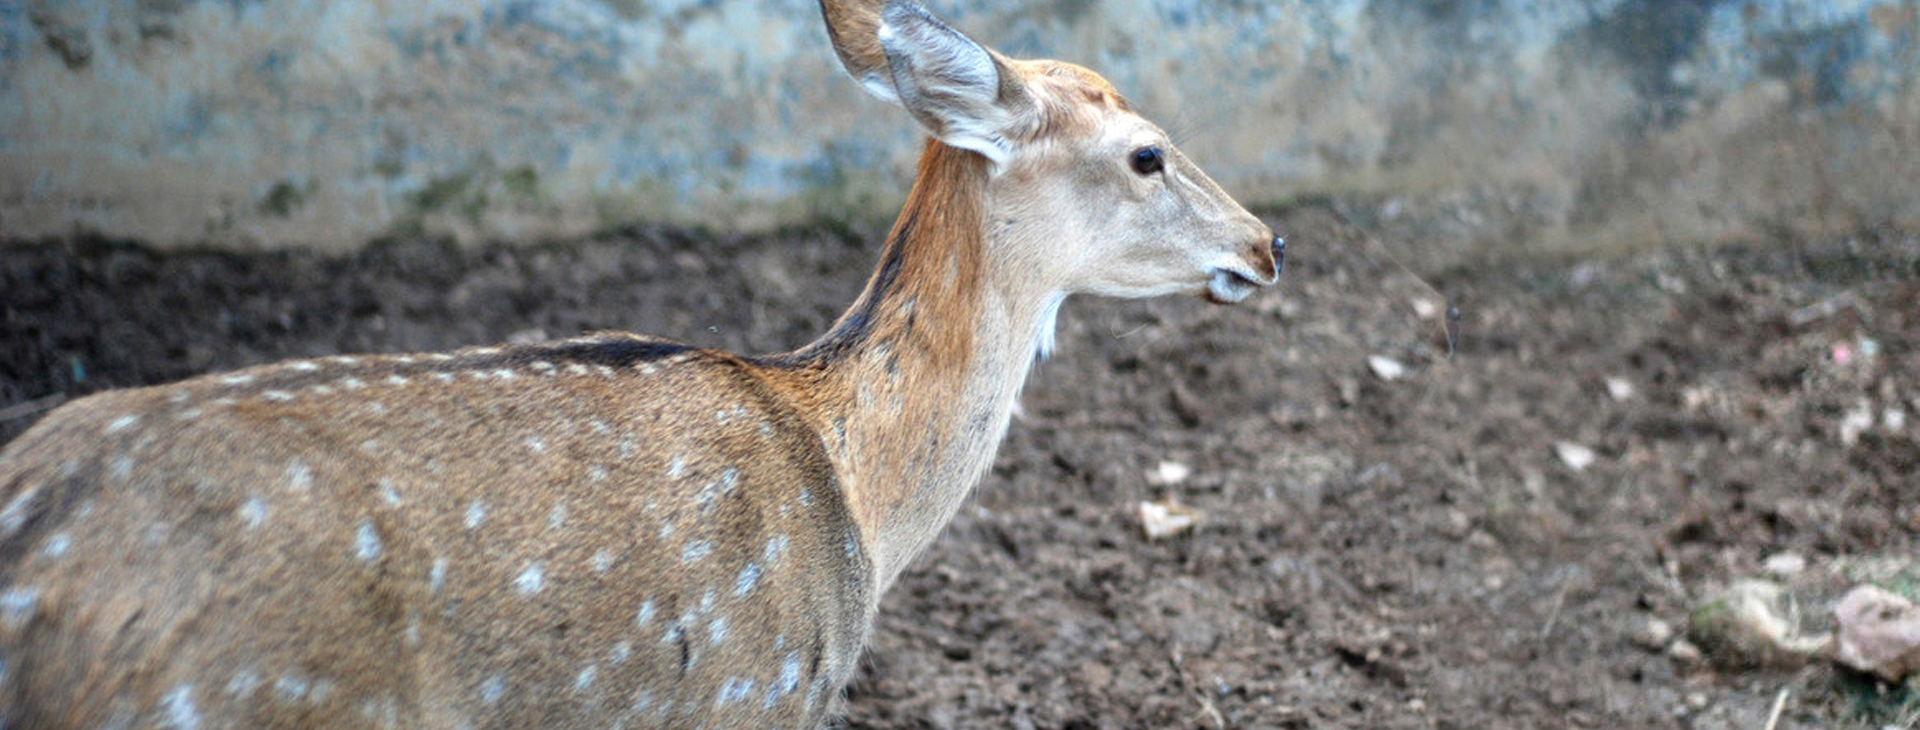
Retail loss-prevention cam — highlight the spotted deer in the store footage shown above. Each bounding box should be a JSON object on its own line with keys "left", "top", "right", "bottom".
{"left": 0, "top": 0, "right": 1283, "bottom": 727}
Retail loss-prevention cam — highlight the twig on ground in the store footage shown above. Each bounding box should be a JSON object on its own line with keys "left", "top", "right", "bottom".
{"left": 1760, "top": 687, "right": 1788, "bottom": 730}
{"left": 1169, "top": 650, "right": 1227, "bottom": 729}
{"left": 1541, "top": 580, "right": 1572, "bottom": 643}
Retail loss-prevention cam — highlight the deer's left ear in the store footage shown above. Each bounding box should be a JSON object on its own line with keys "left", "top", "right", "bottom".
{"left": 877, "top": 1, "right": 1033, "bottom": 166}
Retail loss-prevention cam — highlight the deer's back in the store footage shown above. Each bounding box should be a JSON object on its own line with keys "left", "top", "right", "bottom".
{"left": 0, "top": 335, "right": 873, "bottom": 729}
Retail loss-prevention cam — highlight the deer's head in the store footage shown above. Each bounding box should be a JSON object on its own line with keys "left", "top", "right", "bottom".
{"left": 823, "top": 0, "right": 1285, "bottom": 305}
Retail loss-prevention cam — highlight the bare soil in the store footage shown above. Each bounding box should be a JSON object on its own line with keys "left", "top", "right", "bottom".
{"left": 2, "top": 206, "right": 1916, "bottom": 729}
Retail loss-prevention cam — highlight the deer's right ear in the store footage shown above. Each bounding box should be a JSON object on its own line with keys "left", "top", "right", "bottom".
{"left": 875, "top": 1, "right": 1031, "bottom": 166}
{"left": 820, "top": 0, "right": 903, "bottom": 104}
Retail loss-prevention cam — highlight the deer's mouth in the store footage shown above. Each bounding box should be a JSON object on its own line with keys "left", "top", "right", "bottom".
{"left": 1202, "top": 236, "right": 1285, "bottom": 305}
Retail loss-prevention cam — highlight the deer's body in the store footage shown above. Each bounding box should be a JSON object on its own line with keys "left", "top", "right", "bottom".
{"left": 0, "top": 2, "right": 1283, "bottom": 727}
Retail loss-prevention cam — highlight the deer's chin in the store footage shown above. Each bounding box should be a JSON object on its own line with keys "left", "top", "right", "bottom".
{"left": 1201, "top": 269, "right": 1260, "bottom": 305}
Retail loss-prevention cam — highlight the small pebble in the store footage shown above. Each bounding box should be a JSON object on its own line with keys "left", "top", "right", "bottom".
{"left": 1668, "top": 639, "right": 1703, "bottom": 663}
{"left": 1604, "top": 377, "right": 1635, "bottom": 401}
{"left": 1760, "top": 552, "right": 1805, "bottom": 578}
{"left": 1367, "top": 355, "right": 1407, "bottom": 381}
{"left": 1634, "top": 618, "right": 1675, "bottom": 650}
{"left": 1555, "top": 442, "right": 1597, "bottom": 472}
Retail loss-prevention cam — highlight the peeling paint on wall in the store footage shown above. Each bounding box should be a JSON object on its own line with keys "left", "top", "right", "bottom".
{"left": 0, "top": 0, "right": 1915, "bottom": 250}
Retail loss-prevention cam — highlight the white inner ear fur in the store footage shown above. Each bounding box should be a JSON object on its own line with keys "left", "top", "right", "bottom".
{"left": 876, "top": 2, "right": 1017, "bottom": 167}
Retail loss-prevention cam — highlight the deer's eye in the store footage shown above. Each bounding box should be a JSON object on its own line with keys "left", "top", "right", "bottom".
{"left": 1130, "top": 146, "right": 1164, "bottom": 176}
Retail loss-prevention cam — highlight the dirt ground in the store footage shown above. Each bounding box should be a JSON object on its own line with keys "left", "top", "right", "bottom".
{"left": 2, "top": 204, "right": 1916, "bottom": 729}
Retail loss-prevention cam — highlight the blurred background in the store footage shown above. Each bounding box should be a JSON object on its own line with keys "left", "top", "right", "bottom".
{"left": 2, "top": 2, "right": 1917, "bottom": 729}
{"left": 3, "top": 0, "right": 1915, "bottom": 252}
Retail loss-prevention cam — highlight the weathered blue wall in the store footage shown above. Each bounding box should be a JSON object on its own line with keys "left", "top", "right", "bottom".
{"left": 2, "top": 0, "right": 1916, "bottom": 250}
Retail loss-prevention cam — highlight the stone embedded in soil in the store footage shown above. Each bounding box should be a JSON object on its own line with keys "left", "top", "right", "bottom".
{"left": 1832, "top": 584, "right": 1920, "bottom": 683}
{"left": 1367, "top": 355, "right": 1407, "bottom": 381}
{"left": 1604, "top": 376, "right": 1635, "bottom": 401}
{"left": 1411, "top": 298, "right": 1440, "bottom": 319}
{"left": 1760, "top": 552, "right": 1806, "bottom": 579}
{"left": 1554, "top": 441, "right": 1597, "bottom": 471}
{"left": 1138, "top": 500, "right": 1200, "bottom": 540}
{"left": 1146, "top": 460, "right": 1191, "bottom": 486}
{"left": 1634, "top": 617, "right": 1675, "bottom": 650}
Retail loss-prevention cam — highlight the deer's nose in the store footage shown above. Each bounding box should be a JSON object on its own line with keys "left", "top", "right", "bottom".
{"left": 1271, "top": 236, "right": 1287, "bottom": 277}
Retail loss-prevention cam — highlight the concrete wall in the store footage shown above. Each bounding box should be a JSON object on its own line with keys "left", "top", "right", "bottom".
{"left": 2, "top": 0, "right": 1916, "bottom": 251}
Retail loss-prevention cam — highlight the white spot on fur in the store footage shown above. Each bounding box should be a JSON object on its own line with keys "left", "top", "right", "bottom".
{"left": 479, "top": 675, "right": 505, "bottom": 705}
{"left": 611, "top": 640, "right": 633, "bottom": 663}
{"left": 431, "top": 372, "right": 455, "bottom": 383}
{"left": 717, "top": 677, "right": 754, "bottom": 706}
{"left": 593, "top": 365, "right": 615, "bottom": 378}
{"left": 0, "top": 587, "right": 40, "bottom": 630}
{"left": 175, "top": 407, "right": 203, "bottom": 421}
{"left": 289, "top": 361, "right": 321, "bottom": 372}
{"left": 574, "top": 664, "right": 598, "bottom": 691}
{"left": 227, "top": 669, "right": 261, "bottom": 697}
{"left": 340, "top": 378, "right": 366, "bottom": 390}
{"left": 430, "top": 559, "right": 447, "bottom": 593}
{"left": 262, "top": 390, "right": 295, "bottom": 402}
{"left": 286, "top": 460, "right": 313, "bottom": 490}
{"left": 220, "top": 374, "right": 256, "bottom": 386}
{"left": 636, "top": 601, "right": 657, "bottom": 627}
{"left": 0, "top": 491, "right": 34, "bottom": 536}
{"left": 798, "top": 488, "right": 813, "bottom": 507}
{"left": 385, "top": 375, "right": 410, "bottom": 386}
{"left": 515, "top": 563, "right": 545, "bottom": 594}
{"left": 587, "top": 465, "right": 608, "bottom": 482}
{"left": 465, "top": 501, "right": 486, "bottom": 529}
{"left": 530, "top": 361, "right": 555, "bottom": 373}
{"left": 708, "top": 615, "right": 729, "bottom": 644}
{"left": 275, "top": 675, "right": 309, "bottom": 701}
{"left": 526, "top": 436, "right": 547, "bottom": 454}
{"left": 667, "top": 456, "right": 685, "bottom": 479}
{"left": 547, "top": 502, "right": 567, "bottom": 530}
{"left": 491, "top": 369, "right": 516, "bottom": 380}
{"left": 108, "top": 457, "right": 134, "bottom": 482}
{"left": 377, "top": 479, "right": 402, "bottom": 505}
{"left": 768, "top": 652, "right": 804, "bottom": 709}
{"left": 639, "top": 364, "right": 658, "bottom": 375}
{"left": 42, "top": 532, "right": 69, "bottom": 558}
{"left": 765, "top": 535, "right": 790, "bottom": 563}
{"left": 240, "top": 497, "right": 268, "bottom": 528}
{"left": 162, "top": 685, "right": 201, "bottom": 729}
{"left": 105, "top": 415, "right": 139, "bottom": 434}
{"left": 394, "top": 356, "right": 418, "bottom": 365}
{"left": 660, "top": 615, "right": 685, "bottom": 646}
{"left": 355, "top": 520, "right": 382, "bottom": 561}
{"left": 327, "top": 356, "right": 360, "bottom": 366}
{"left": 591, "top": 549, "right": 615, "bottom": 573}
{"left": 309, "top": 385, "right": 336, "bottom": 396}
{"left": 682, "top": 541, "right": 712, "bottom": 563}
{"left": 566, "top": 363, "right": 590, "bottom": 376}
{"left": 735, "top": 562, "right": 761, "bottom": 595}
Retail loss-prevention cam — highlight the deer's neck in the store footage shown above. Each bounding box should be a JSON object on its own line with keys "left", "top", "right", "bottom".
{"left": 775, "top": 142, "right": 1058, "bottom": 592}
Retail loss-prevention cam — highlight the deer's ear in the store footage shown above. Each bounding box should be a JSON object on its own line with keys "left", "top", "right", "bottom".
{"left": 877, "top": 1, "right": 1031, "bottom": 166}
